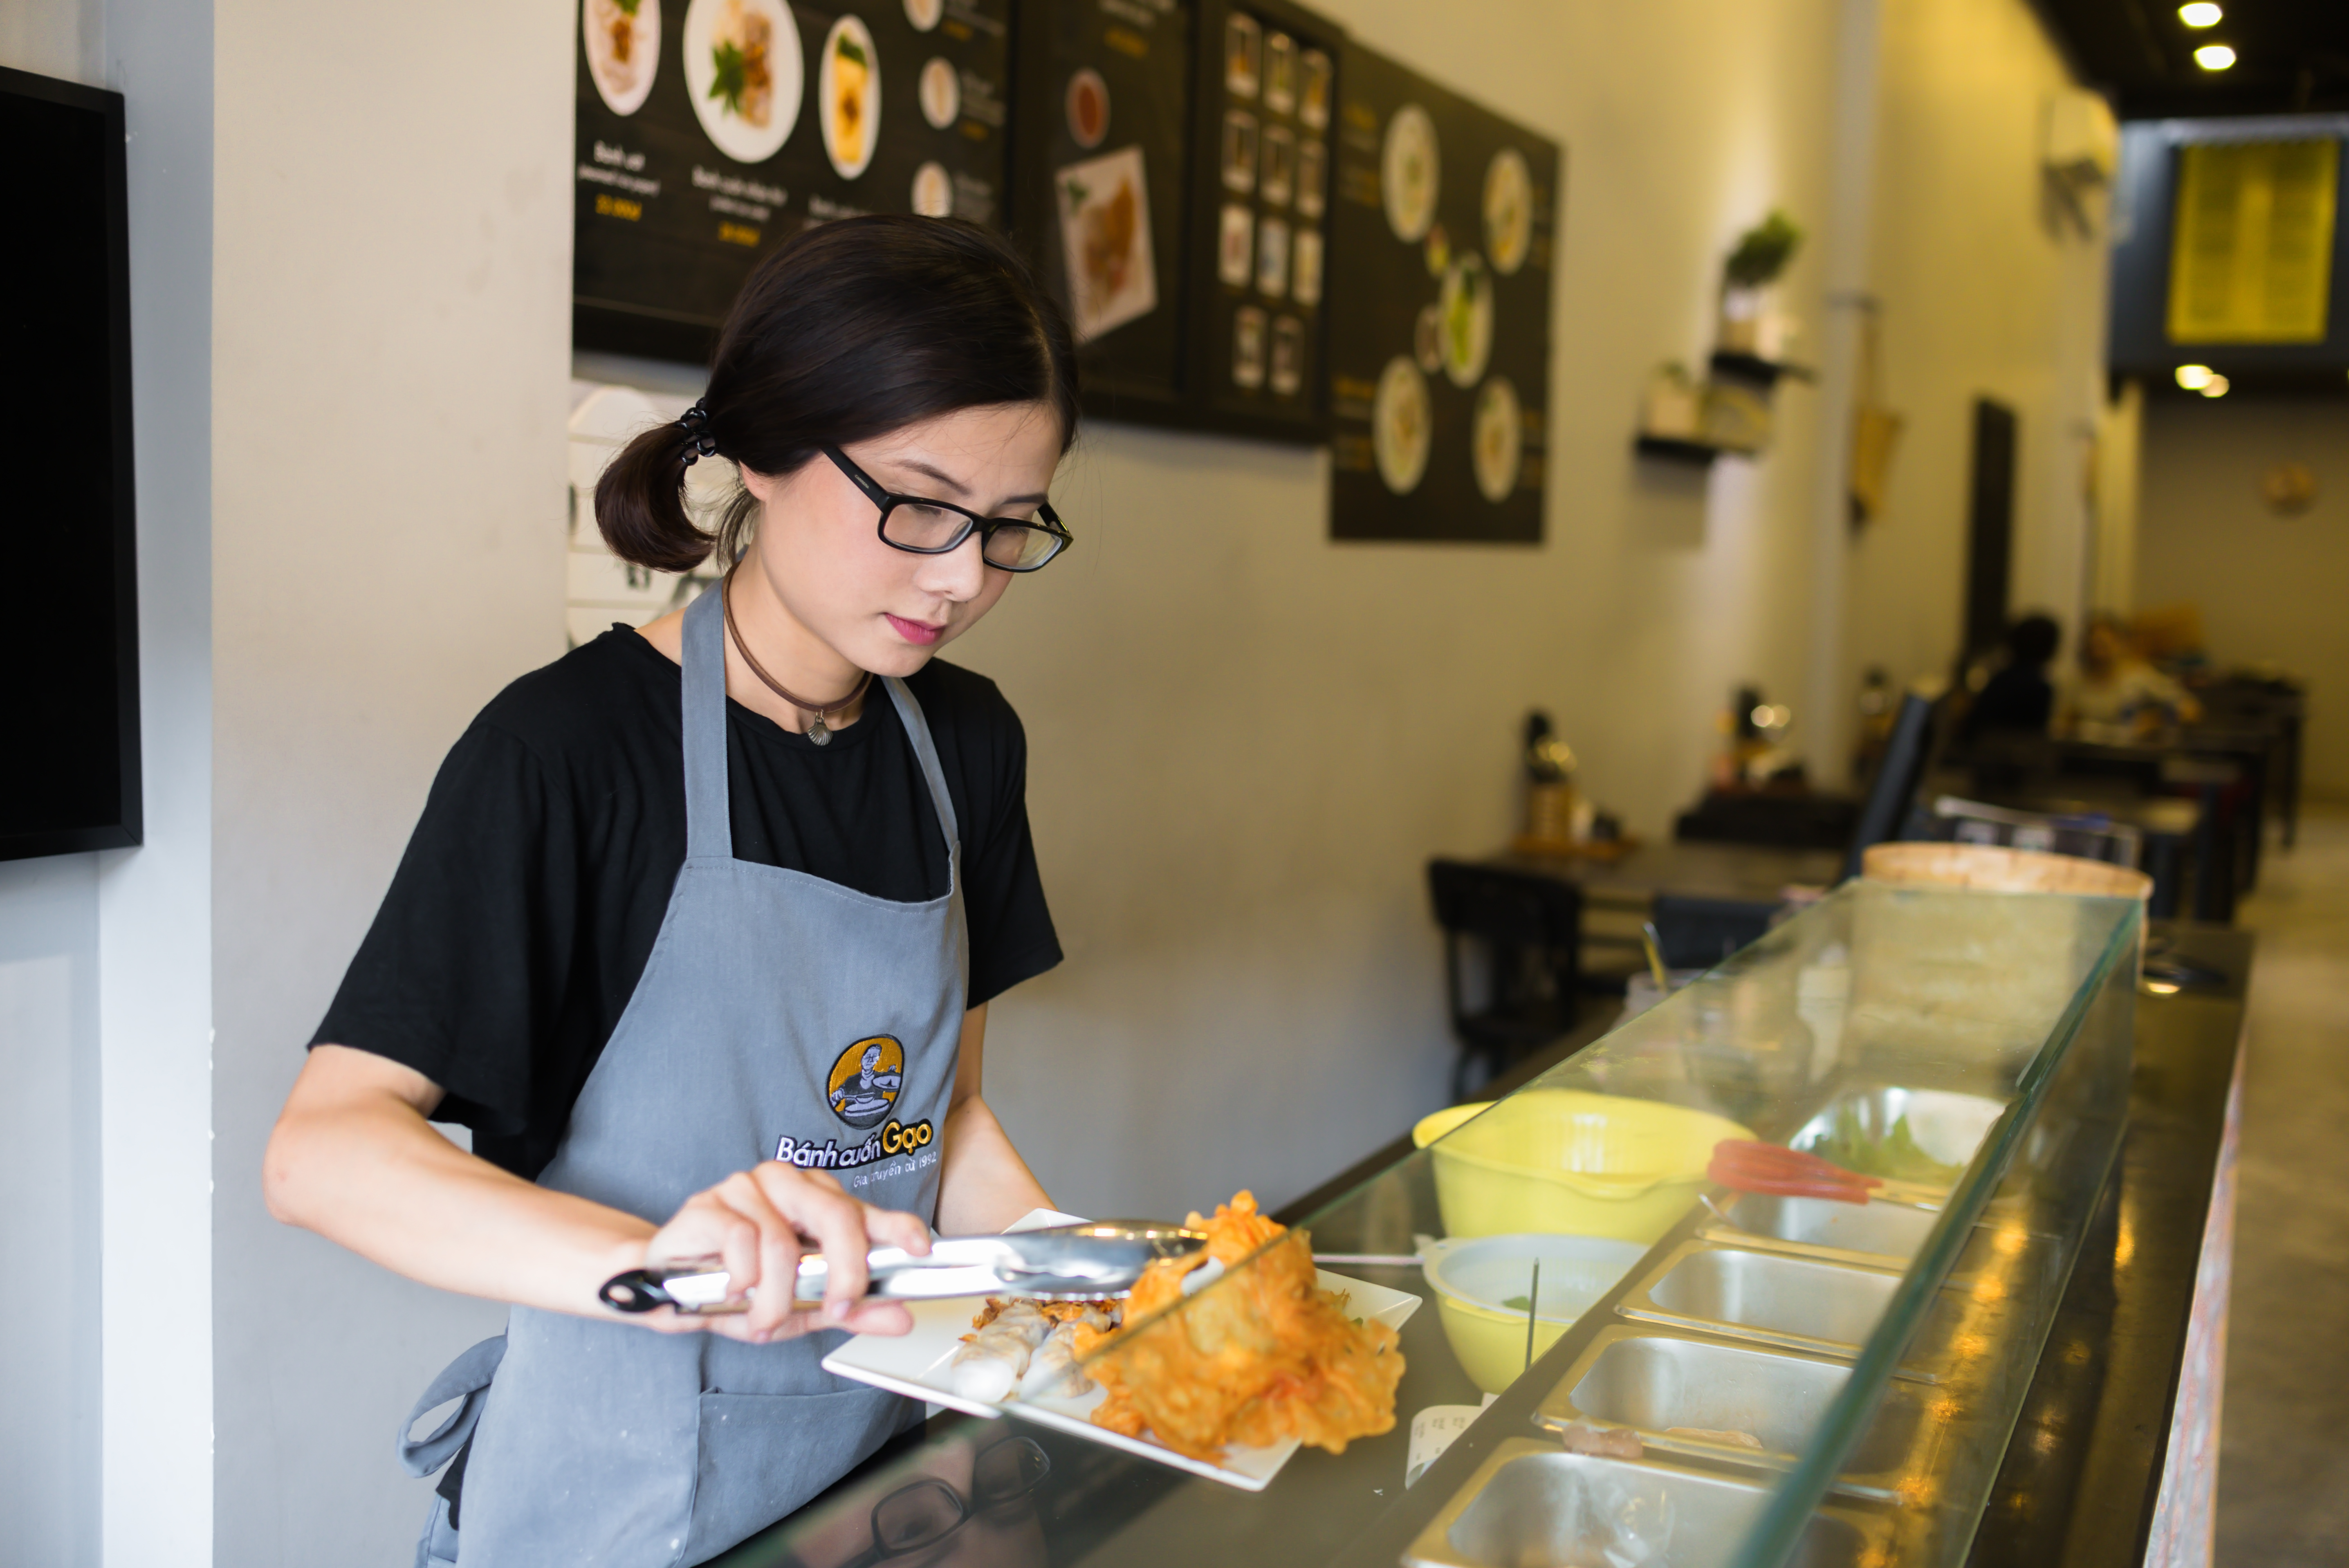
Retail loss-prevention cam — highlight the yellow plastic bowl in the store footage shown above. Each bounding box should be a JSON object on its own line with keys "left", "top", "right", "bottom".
{"left": 1411, "top": 1089, "right": 1753, "bottom": 1243}
{"left": 1422, "top": 1233, "right": 1650, "bottom": 1395}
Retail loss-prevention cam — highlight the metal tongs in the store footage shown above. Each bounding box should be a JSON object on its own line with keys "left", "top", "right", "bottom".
{"left": 597, "top": 1220, "right": 1208, "bottom": 1316}
{"left": 1707, "top": 1139, "right": 1882, "bottom": 1206}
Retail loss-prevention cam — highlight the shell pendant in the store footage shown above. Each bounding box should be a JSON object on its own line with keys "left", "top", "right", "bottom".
{"left": 807, "top": 719, "right": 832, "bottom": 747}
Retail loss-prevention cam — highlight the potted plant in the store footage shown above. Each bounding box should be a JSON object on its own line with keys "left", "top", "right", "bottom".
{"left": 1718, "top": 209, "right": 1803, "bottom": 356}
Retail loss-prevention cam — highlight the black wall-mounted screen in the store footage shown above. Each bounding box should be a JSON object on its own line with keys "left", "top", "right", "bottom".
{"left": 0, "top": 67, "right": 141, "bottom": 862}
{"left": 2109, "top": 117, "right": 2349, "bottom": 393}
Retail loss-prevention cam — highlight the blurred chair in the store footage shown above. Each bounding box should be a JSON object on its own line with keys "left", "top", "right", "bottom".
{"left": 1926, "top": 795, "right": 2142, "bottom": 865}
{"left": 1843, "top": 691, "right": 1939, "bottom": 882}
{"left": 1649, "top": 893, "right": 1777, "bottom": 970}
{"left": 1427, "top": 859, "right": 1584, "bottom": 1102}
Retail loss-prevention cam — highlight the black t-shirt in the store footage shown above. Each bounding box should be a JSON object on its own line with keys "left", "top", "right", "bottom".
{"left": 1961, "top": 664, "right": 2055, "bottom": 743}
{"left": 311, "top": 626, "right": 1061, "bottom": 1180}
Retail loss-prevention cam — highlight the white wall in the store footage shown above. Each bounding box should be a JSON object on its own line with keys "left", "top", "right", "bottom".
{"left": 1843, "top": 0, "right": 2110, "bottom": 690}
{"left": 207, "top": 0, "right": 572, "bottom": 1561}
{"left": 0, "top": 855, "right": 101, "bottom": 1567}
{"left": 2135, "top": 393, "right": 2349, "bottom": 795}
{"left": 3, "top": 2, "right": 215, "bottom": 1564}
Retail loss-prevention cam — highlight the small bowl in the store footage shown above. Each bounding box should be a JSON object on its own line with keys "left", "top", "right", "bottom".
{"left": 1421, "top": 1233, "right": 1649, "bottom": 1395}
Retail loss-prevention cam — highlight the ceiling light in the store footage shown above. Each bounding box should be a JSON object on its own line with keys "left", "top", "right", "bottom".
{"left": 2200, "top": 374, "right": 2230, "bottom": 398}
{"left": 2195, "top": 44, "right": 2237, "bottom": 70}
{"left": 2178, "top": 3, "right": 2222, "bottom": 27}
{"left": 2174, "top": 364, "right": 2214, "bottom": 389}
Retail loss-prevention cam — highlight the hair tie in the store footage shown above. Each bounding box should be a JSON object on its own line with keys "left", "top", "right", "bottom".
{"left": 678, "top": 402, "right": 719, "bottom": 465}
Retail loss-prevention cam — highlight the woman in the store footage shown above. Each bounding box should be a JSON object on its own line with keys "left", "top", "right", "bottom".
{"left": 264, "top": 216, "right": 1081, "bottom": 1567}
{"left": 2063, "top": 611, "right": 2201, "bottom": 738}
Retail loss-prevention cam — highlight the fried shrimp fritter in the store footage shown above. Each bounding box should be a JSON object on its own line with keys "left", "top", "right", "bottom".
{"left": 1071, "top": 1191, "right": 1404, "bottom": 1461}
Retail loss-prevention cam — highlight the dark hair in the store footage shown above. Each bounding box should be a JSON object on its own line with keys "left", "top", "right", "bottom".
{"left": 2006, "top": 613, "right": 2061, "bottom": 668}
{"left": 596, "top": 216, "right": 1080, "bottom": 572}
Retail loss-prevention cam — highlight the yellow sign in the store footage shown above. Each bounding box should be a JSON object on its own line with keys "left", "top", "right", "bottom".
{"left": 2167, "top": 139, "right": 2338, "bottom": 345}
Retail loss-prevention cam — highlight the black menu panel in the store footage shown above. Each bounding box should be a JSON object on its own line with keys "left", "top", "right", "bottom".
{"left": 1326, "top": 43, "right": 1557, "bottom": 541}
{"left": 1010, "top": 0, "right": 1194, "bottom": 415}
{"left": 1181, "top": 0, "right": 1339, "bottom": 440}
{"left": 575, "top": 0, "right": 1012, "bottom": 363}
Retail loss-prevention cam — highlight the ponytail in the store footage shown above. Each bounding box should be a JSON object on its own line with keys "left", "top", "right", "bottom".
{"left": 592, "top": 216, "right": 1080, "bottom": 574}
{"left": 594, "top": 419, "right": 720, "bottom": 573}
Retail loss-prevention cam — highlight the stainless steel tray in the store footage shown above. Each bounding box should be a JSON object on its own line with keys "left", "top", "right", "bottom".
{"left": 1616, "top": 1240, "right": 1957, "bottom": 1372}
{"left": 1400, "top": 1437, "right": 1891, "bottom": 1568}
{"left": 1702, "top": 1190, "right": 1948, "bottom": 1265}
{"left": 1533, "top": 1324, "right": 1933, "bottom": 1503}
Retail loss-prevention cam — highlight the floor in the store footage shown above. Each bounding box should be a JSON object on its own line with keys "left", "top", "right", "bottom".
{"left": 2214, "top": 802, "right": 2349, "bottom": 1565}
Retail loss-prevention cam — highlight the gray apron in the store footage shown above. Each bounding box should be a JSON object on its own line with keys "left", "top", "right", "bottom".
{"left": 399, "top": 584, "right": 968, "bottom": 1566}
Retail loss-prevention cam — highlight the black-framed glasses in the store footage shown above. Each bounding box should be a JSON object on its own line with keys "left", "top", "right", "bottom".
{"left": 842, "top": 1435, "right": 1052, "bottom": 1567}
{"left": 824, "top": 446, "right": 1072, "bottom": 572}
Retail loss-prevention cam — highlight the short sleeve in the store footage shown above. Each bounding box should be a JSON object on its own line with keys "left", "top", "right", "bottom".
{"left": 310, "top": 721, "right": 579, "bottom": 1149}
{"left": 960, "top": 700, "right": 1061, "bottom": 1009}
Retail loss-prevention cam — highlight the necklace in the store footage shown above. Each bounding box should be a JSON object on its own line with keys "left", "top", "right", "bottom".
{"left": 720, "top": 568, "right": 872, "bottom": 747}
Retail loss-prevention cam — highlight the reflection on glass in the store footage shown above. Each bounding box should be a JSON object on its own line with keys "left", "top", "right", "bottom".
{"left": 766, "top": 1430, "right": 1051, "bottom": 1568}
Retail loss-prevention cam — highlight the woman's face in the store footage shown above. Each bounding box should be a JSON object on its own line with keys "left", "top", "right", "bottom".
{"left": 738, "top": 401, "right": 1064, "bottom": 680}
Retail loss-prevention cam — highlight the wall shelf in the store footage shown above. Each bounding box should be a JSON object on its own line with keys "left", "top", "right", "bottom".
{"left": 1633, "top": 434, "right": 1753, "bottom": 465}
{"left": 1708, "top": 350, "right": 1817, "bottom": 388}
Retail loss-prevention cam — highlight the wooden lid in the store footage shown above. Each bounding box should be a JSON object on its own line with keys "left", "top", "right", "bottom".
{"left": 1862, "top": 841, "right": 2153, "bottom": 901}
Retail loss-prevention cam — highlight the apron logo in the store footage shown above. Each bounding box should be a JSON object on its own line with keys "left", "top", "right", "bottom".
{"left": 774, "top": 1035, "right": 938, "bottom": 1182}
{"left": 826, "top": 1035, "right": 906, "bottom": 1129}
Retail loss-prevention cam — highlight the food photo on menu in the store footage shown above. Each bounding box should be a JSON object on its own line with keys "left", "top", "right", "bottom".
{"left": 583, "top": 0, "right": 661, "bottom": 115}
{"left": 682, "top": 0, "right": 801, "bottom": 164}
{"left": 1054, "top": 145, "right": 1158, "bottom": 341}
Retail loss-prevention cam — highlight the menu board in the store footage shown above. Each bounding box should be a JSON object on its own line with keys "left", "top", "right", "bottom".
{"left": 1182, "top": 0, "right": 1339, "bottom": 439}
{"left": 1325, "top": 44, "right": 1556, "bottom": 541}
{"left": 575, "top": 0, "right": 1012, "bottom": 362}
{"left": 1011, "top": 0, "right": 1194, "bottom": 413}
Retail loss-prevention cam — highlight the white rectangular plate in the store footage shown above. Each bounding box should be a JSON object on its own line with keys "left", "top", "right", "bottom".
{"left": 822, "top": 1210, "right": 1422, "bottom": 1490}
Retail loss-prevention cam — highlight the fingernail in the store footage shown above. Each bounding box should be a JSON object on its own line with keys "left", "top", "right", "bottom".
{"left": 828, "top": 1299, "right": 853, "bottom": 1321}
{"left": 752, "top": 1328, "right": 772, "bottom": 1344}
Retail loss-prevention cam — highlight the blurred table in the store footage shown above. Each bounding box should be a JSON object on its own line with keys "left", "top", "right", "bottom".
{"left": 1496, "top": 840, "right": 1842, "bottom": 982}
{"left": 1496, "top": 839, "right": 1842, "bottom": 909}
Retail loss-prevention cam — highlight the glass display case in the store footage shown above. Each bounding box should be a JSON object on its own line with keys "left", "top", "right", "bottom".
{"left": 721, "top": 877, "right": 2142, "bottom": 1568}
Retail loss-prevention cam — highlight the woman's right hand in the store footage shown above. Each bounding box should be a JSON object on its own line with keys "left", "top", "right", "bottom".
{"left": 637, "top": 1162, "right": 933, "bottom": 1343}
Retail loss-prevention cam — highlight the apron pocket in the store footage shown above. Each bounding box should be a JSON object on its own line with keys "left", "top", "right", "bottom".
{"left": 682, "top": 1386, "right": 908, "bottom": 1564}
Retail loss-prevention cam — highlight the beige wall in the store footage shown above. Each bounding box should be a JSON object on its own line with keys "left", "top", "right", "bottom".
{"left": 2135, "top": 394, "right": 2349, "bottom": 795}
{"left": 1844, "top": 0, "right": 2110, "bottom": 689}
{"left": 208, "top": 0, "right": 572, "bottom": 1559}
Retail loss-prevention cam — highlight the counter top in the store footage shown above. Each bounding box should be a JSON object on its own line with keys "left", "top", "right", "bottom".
{"left": 1965, "top": 922, "right": 2252, "bottom": 1568}
{"left": 711, "top": 922, "right": 2251, "bottom": 1568}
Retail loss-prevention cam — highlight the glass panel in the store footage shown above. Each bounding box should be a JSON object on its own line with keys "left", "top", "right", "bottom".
{"left": 1060, "top": 879, "right": 2139, "bottom": 1568}
{"left": 715, "top": 878, "right": 2140, "bottom": 1568}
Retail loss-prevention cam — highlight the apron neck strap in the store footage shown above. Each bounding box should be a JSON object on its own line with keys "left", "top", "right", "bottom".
{"left": 879, "top": 676, "right": 961, "bottom": 850}
{"left": 682, "top": 588, "right": 962, "bottom": 859}
{"left": 681, "top": 585, "right": 732, "bottom": 859}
